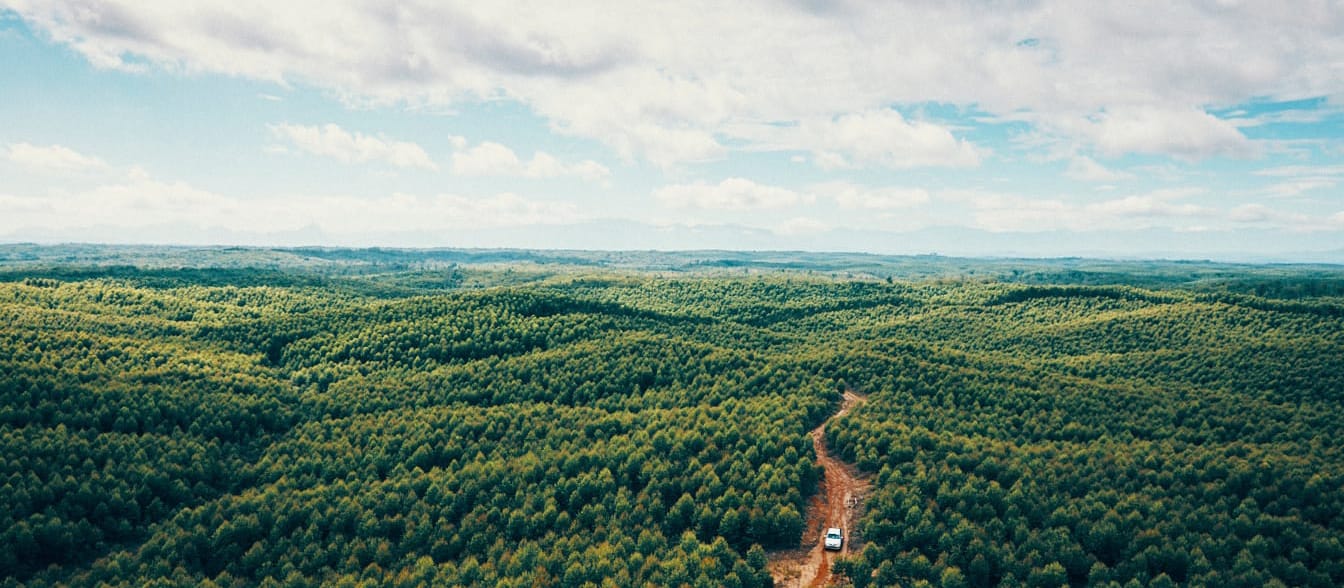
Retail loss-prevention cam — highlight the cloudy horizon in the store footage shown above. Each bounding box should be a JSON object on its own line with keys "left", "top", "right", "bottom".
{"left": 2, "top": 2, "right": 1343, "bottom": 260}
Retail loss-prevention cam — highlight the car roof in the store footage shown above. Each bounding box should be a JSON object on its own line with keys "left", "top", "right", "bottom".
{"left": 826, "top": 527, "right": 842, "bottom": 533}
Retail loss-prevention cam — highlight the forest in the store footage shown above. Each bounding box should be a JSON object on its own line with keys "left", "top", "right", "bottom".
{"left": 1, "top": 245, "right": 1342, "bottom": 587}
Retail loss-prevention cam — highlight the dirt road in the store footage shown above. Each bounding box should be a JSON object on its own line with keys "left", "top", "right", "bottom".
{"left": 768, "top": 390, "right": 871, "bottom": 587}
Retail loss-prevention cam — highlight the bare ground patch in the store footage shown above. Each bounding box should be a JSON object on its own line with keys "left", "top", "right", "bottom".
{"left": 768, "top": 391, "right": 871, "bottom": 587}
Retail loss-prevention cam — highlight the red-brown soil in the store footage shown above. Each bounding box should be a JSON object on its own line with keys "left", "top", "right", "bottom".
{"left": 767, "top": 391, "right": 871, "bottom": 587}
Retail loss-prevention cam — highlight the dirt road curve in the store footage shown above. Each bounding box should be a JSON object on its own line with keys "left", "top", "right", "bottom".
{"left": 768, "top": 390, "right": 871, "bottom": 587}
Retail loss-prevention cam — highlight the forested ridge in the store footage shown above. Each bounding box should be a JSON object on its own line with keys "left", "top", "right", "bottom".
{"left": 2, "top": 247, "right": 1342, "bottom": 586}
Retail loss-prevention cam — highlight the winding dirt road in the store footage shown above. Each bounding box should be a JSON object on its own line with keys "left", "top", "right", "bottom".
{"left": 768, "top": 390, "right": 871, "bottom": 587}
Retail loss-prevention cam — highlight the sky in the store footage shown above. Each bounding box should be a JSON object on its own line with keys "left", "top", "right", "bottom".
{"left": 2, "top": 1, "right": 1343, "bottom": 260}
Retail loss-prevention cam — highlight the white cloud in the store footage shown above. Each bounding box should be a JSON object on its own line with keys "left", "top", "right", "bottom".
{"left": 450, "top": 142, "right": 521, "bottom": 176}
{"left": 450, "top": 141, "right": 610, "bottom": 181}
{"left": 563, "top": 160, "right": 611, "bottom": 183}
{"left": 1090, "top": 192, "right": 1209, "bottom": 219}
{"left": 303, "top": 192, "right": 582, "bottom": 232}
{"left": 593, "top": 120, "right": 726, "bottom": 168}
{"left": 968, "top": 188, "right": 1214, "bottom": 232}
{"left": 0, "top": 172, "right": 240, "bottom": 231}
{"left": 1225, "top": 203, "right": 1343, "bottom": 230}
{"left": 1065, "top": 156, "right": 1133, "bottom": 182}
{"left": 1250, "top": 164, "right": 1344, "bottom": 198}
{"left": 5, "top": 142, "right": 109, "bottom": 171}
{"left": 1261, "top": 179, "right": 1337, "bottom": 199}
{"left": 1228, "top": 203, "right": 1280, "bottom": 224}
{"left": 732, "top": 109, "right": 982, "bottom": 169}
{"left": 655, "top": 178, "right": 811, "bottom": 210}
{"left": 1228, "top": 105, "right": 1343, "bottom": 128}
{"left": 16, "top": 2, "right": 1337, "bottom": 164}
{"left": 269, "top": 123, "right": 437, "bottom": 170}
{"left": 815, "top": 182, "right": 930, "bottom": 209}
{"left": 1057, "top": 106, "right": 1258, "bottom": 161}
{"left": 968, "top": 193, "right": 1076, "bottom": 232}
{"left": 963, "top": 186, "right": 1344, "bottom": 233}
{"left": 655, "top": 178, "right": 933, "bottom": 215}
{"left": 775, "top": 217, "right": 829, "bottom": 236}
{"left": 797, "top": 110, "right": 981, "bottom": 169}
{"left": 2, "top": 139, "right": 581, "bottom": 236}
{"left": 0, "top": 171, "right": 581, "bottom": 236}
{"left": 1254, "top": 164, "right": 1344, "bottom": 178}
{"left": 811, "top": 151, "right": 850, "bottom": 170}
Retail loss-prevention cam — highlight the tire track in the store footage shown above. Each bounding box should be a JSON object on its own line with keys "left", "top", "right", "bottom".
{"left": 769, "top": 390, "right": 871, "bottom": 587}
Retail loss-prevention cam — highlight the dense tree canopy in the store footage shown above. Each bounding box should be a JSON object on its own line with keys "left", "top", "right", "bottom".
{"left": 2, "top": 248, "right": 1341, "bottom": 586}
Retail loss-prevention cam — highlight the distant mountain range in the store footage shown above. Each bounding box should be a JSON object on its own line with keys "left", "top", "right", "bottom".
{"left": 5, "top": 220, "right": 1342, "bottom": 264}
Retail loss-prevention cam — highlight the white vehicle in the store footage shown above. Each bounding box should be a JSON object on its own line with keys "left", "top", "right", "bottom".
{"left": 823, "top": 527, "right": 844, "bottom": 551}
